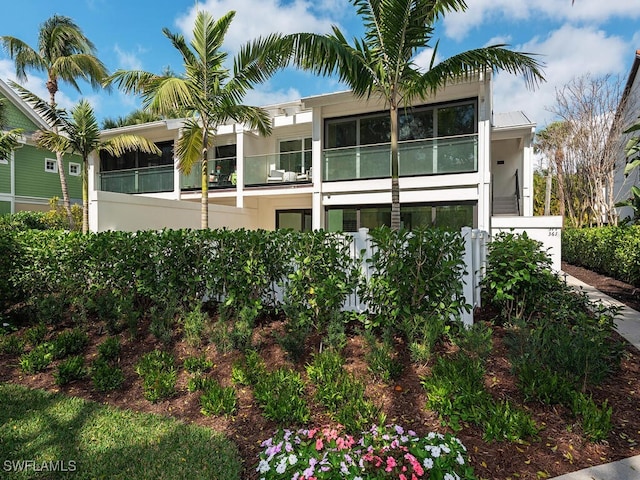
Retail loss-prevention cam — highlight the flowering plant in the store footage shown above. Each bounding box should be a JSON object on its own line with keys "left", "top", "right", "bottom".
{"left": 256, "top": 424, "right": 476, "bottom": 480}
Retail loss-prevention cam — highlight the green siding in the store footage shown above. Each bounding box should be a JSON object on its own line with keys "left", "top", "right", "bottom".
{"left": 14, "top": 145, "right": 82, "bottom": 201}
{"left": 0, "top": 93, "right": 39, "bottom": 133}
{"left": 0, "top": 161, "right": 10, "bottom": 193}
{"left": 0, "top": 201, "right": 10, "bottom": 214}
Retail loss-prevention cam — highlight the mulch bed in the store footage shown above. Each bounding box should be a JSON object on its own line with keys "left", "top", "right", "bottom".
{"left": 1, "top": 263, "right": 640, "bottom": 479}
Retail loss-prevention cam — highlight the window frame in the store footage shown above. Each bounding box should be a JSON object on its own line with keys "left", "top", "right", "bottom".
{"left": 68, "top": 162, "right": 81, "bottom": 176}
{"left": 44, "top": 158, "right": 58, "bottom": 173}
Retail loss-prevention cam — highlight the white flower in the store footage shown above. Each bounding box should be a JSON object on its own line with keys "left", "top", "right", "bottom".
{"left": 423, "top": 457, "right": 434, "bottom": 469}
{"left": 431, "top": 446, "right": 441, "bottom": 458}
{"left": 276, "top": 461, "right": 287, "bottom": 474}
{"left": 440, "top": 444, "right": 451, "bottom": 454}
{"left": 288, "top": 454, "right": 298, "bottom": 465}
{"left": 456, "top": 453, "right": 465, "bottom": 465}
{"left": 257, "top": 460, "right": 270, "bottom": 473}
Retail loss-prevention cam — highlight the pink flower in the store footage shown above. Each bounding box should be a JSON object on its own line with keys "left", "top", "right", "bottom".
{"left": 308, "top": 429, "right": 317, "bottom": 439}
{"left": 400, "top": 474, "right": 408, "bottom": 480}
{"left": 315, "top": 438, "right": 324, "bottom": 451}
{"left": 385, "top": 456, "right": 397, "bottom": 472}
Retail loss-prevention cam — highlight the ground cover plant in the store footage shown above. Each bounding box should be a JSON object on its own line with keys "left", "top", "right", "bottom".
{"left": 1, "top": 226, "right": 639, "bottom": 479}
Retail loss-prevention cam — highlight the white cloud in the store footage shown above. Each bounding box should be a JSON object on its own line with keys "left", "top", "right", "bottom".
{"left": 443, "top": 0, "right": 640, "bottom": 41}
{"left": 175, "top": 0, "right": 339, "bottom": 54}
{"left": 113, "top": 45, "right": 144, "bottom": 71}
{"left": 492, "top": 24, "right": 630, "bottom": 128}
{"left": 243, "top": 85, "right": 302, "bottom": 107}
{"left": 413, "top": 48, "right": 440, "bottom": 72}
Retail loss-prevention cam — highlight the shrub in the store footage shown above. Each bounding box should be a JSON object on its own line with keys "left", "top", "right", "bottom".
{"left": 200, "top": 380, "right": 237, "bottom": 416}
{"left": 0, "top": 334, "right": 25, "bottom": 356}
{"left": 183, "top": 354, "right": 213, "bottom": 374}
{"left": 256, "top": 425, "right": 476, "bottom": 480}
{"left": 307, "top": 350, "right": 381, "bottom": 432}
{"left": 135, "top": 350, "right": 177, "bottom": 403}
{"left": 91, "top": 358, "right": 125, "bottom": 392}
{"left": 182, "top": 307, "right": 208, "bottom": 347}
{"left": 24, "top": 323, "right": 47, "bottom": 346}
{"left": 55, "top": 355, "right": 86, "bottom": 385}
{"left": 97, "top": 337, "right": 121, "bottom": 362}
{"left": 364, "top": 331, "right": 403, "bottom": 382}
{"left": 52, "top": 328, "right": 88, "bottom": 360}
{"left": 482, "top": 231, "right": 556, "bottom": 322}
{"left": 450, "top": 321, "right": 493, "bottom": 361}
{"left": 19, "top": 343, "right": 53, "bottom": 374}
{"left": 571, "top": 393, "right": 612, "bottom": 442}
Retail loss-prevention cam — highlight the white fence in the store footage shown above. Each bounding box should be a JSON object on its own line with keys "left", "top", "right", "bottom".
{"left": 269, "top": 227, "right": 488, "bottom": 326}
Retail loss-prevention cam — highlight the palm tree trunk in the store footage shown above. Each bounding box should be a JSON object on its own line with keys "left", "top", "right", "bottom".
{"left": 390, "top": 100, "right": 401, "bottom": 231}
{"left": 201, "top": 129, "right": 209, "bottom": 230}
{"left": 56, "top": 150, "right": 74, "bottom": 229}
{"left": 82, "top": 158, "right": 89, "bottom": 234}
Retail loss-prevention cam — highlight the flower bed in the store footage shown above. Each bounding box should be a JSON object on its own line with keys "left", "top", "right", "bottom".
{"left": 257, "top": 424, "right": 475, "bottom": 480}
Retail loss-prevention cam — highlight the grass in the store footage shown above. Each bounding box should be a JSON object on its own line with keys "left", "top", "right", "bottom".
{"left": 0, "top": 383, "right": 242, "bottom": 480}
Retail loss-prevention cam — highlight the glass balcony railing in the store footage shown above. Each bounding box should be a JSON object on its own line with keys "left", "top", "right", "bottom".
{"left": 99, "top": 165, "right": 174, "bottom": 194}
{"left": 180, "top": 157, "right": 237, "bottom": 190}
{"left": 322, "top": 134, "right": 478, "bottom": 181}
{"left": 244, "top": 150, "right": 312, "bottom": 187}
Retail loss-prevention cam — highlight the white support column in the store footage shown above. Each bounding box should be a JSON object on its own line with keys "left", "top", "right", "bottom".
{"left": 10, "top": 149, "right": 16, "bottom": 213}
{"left": 173, "top": 132, "right": 181, "bottom": 200}
{"left": 521, "top": 126, "right": 535, "bottom": 216}
{"left": 311, "top": 106, "right": 323, "bottom": 230}
{"left": 235, "top": 126, "right": 244, "bottom": 209}
{"left": 477, "top": 75, "right": 492, "bottom": 232}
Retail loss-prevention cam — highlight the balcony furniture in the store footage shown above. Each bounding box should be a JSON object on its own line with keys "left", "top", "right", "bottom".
{"left": 267, "top": 169, "right": 285, "bottom": 182}
{"left": 283, "top": 171, "right": 298, "bottom": 182}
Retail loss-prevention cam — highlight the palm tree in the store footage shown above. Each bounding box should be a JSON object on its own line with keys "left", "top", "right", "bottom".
{"left": 12, "top": 84, "right": 160, "bottom": 233}
{"left": 536, "top": 121, "right": 569, "bottom": 219}
{"left": 107, "top": 10, "right": 288, "bottom": 229}
{"left": 1, "top": 15, "right": 109, "bottom": 228}
{"left": 288, "top": 0, "right": 545, "bottom": 230}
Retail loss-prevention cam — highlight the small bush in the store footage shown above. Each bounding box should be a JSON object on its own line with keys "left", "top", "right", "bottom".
{"left": 364, "top": 332, "right": 403, "bottom": 382}
{"left": 91, "top": 358, "right": 125, "bottom": 392}
{"left": 19, "top": 343, "right": 53, "bottom": 374}
{"left": 55, "top": 355, "right": 86, "bottom": 385}
{"left": 97, "top": 337, "right": 121, "bottom": 362}
{"left": 450, "top": 321, "right": 493, "bottom": 360}
{"left": 183, "top": 354, "right": 213, "bottom": 375}
{"left": 200, "top": 381, "right": 237, "bottom": 416}
{"left": 307, "top": 350, "right": 381, "bottom": 432}
{"left": 183, "top": 307, "right": 208, "bottom": 347}
{"left": 571, "top": 393, "right": 612, "bottom": 442}
{"left": 253, "top": 368, "right": 309, "bottom": 424}
{"left": 0, "top": 334, "right": 25, "bottom": 356}
{"left": 24, "top": 323, "right": 47, "bottom": 346}
{"left": 135, "top": 350, "right": 177, "bottom": 403}
{"left": 52, "top": 328, "right": 88, "bottom": 359}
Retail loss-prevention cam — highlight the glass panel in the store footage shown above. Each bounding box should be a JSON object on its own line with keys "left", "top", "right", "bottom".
{"left": 323, "top": 144, "right": 390, "bottom": 181}
{"left": 400, "top": 205, "right": 433, "bottom": 230}
{"left": 326, "top": 208, "right": 357, "bottom": 232}
{"left": 435, "top": 136, "right": 477, "bottom": 173}
{"left": 360, "top": 207, "right": 391, "bottom": 230}
{"left": 399, "top": 109, "right": 434, "bottom": 141}
{"left": 326, "top": 120, "right": 357, "bottom": 148}
{"left": 100, "top": 165, "right": 174, "bottom": 194}
{"left": 276, "top": 210, "right": 312, "bottom": 232}
{"left": 360, "top": 115, "right": 390, "bottom": 145}
{"left": 399, "top": 139, "right": 435, "bottom": 176}
{"left": 437, "top": 104, "right": 476, "bottom": 137}
{"left": 433, "top": 204, "right": 474, "bottom": 229}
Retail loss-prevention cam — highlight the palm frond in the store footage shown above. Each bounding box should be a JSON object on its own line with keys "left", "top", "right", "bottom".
{"left": 0, "top": 36, "right": 45, "bottom": 81}
{"left": 101, "top": 134, "right": 161, "bottom": 158}
{"left": 8, "top": 81, "right": 65, "bottom": 127}
{"left": 34, "top": 129, "right": 71, "bottom": 153}
{"left": 175, "top": 119, "right": 204, "bottom": 174}
{"left": 0, "top": 128, "right": 24, "bottom": 159}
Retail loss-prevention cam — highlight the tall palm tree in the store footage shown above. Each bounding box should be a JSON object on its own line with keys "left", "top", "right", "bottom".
{"left": 1, "top": 15, "right": 109, "bottom": 227}
{"left": 13, "top": 84, "right": 160, "bottom": 233}
{"left": 107, "top": 10, "right": 288, "bottom": 228}
{"left": 288, "top": 0, "right": 545, "bottom": 229}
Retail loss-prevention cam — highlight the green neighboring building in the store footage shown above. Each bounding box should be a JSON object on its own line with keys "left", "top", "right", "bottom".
{"left": 0, "top": 79, "right": 81, "bottom": 214}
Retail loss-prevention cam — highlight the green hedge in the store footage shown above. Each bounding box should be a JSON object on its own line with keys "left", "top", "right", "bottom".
{"left": 562, "top": 226, "right": 640, "bottom": 287}
{"left": 2, "top": 227, "right": 468, "bottom": 336}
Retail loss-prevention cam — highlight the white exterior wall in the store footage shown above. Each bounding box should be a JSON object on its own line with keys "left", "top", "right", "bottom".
{"left": 491, "top": 215, "right": 564, "bottom": 272}
{"left": 89, "top": 190, "right": 257, "bottom": 232}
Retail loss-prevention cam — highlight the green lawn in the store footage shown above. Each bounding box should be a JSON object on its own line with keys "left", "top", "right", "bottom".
{"left": 0, "top": 383, "right": 242, "bottom": 479}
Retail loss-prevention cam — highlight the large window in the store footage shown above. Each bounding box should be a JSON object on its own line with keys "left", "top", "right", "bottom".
{"left": 100, "top": 140, "right": 173, "bottom": 172}
{"left": 276, "top": 209, "right": 312, "bottom": 232}
{"left": 324, "top": 100, "right": 477, "bottom": 180}
{"left": 326, "top": 203, "right": 476, "bottom": 232}
{"left": 279, "top": 138, "right": 311, "bottom": 175}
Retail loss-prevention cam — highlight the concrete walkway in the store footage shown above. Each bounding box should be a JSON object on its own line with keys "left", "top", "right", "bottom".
{"left": 549, "top": 273, "right": 640, "bottom": 480}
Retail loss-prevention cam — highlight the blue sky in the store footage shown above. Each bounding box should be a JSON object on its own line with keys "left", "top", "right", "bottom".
{"left": 1, "top": 0, "right": 638, "bottom": 129}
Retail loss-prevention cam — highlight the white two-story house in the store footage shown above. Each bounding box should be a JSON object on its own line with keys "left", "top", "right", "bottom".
{"left": 89, "top": 71, "right": 541, "bottom": 237}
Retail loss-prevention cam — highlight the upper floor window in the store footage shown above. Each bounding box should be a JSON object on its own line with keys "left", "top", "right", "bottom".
{"left": 325, "top": 100, "right": 477, "bottom": 148}
{"left": 100, "top": 140, "right": 174, "bottom": 172}
{"left": 69, "top": 162, "right": 81, "bottom": 176}
{"left": 45, "top": 158, "right": 58, "bottom": 173}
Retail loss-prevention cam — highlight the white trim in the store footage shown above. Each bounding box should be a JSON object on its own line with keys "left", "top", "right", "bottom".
{"left": 44, "top": 158, "right": 58, "bottom": 173}
{"left": 0, "top": 157, "right": 8, "bottom": 165}
{"left": 69, "top": 162, "right": 81, "bottom": 176}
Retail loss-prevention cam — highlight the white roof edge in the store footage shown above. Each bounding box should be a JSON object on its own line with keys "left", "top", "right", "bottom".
{"left": 0, "top": 78, "right": 53, "bottom": 130}
{"left": 492, "top": 111, "right": 535, "bottom": 129}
